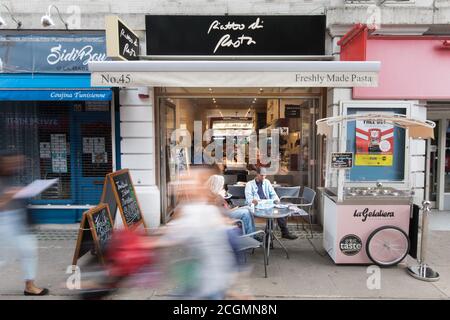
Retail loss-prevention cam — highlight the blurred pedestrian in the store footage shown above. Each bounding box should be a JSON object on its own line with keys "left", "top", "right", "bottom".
{"left": 0, "top": 151, "right": 49, "bottom": 296}
{"left": 156, "top": 166, "right": 237, "bottom": 300}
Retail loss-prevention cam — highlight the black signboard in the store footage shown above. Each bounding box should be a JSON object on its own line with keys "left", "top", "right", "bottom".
{"left": 106, "top": 16, "right": 140, "bottom": 61}
{"left": 145, "top": 15, "right": 325, "bottom": 56}
{"left": 118, "top": 20, "right": 139, "bottom": 60}
{"left": 331, "top": 152, "right": 353, "bottom": 169}
{"left": 108, "top": 169, "right": 145, "bottom": 229}
{"left": 285, "top": 105, "right": 301, "bottom": 118}
{"left": 101, "top": 176, "right": 118, "bottom": 222}
{"left": 72, "top": 204, "right": 114, "bottom": 265}
{"left": 90, "top": 205, "right": 114, "bottom": 255}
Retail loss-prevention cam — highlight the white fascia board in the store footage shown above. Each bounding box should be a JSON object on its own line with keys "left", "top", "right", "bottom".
{"left": 89, "top": 60, "right": 380, "bottom": 73}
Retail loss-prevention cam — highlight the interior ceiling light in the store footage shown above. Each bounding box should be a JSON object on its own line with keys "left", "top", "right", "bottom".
{"left": 41, "top": 5, "right": 68, "bottom": 30}
{"left": 0, "top": 4, "right": 22, "bottom": 29}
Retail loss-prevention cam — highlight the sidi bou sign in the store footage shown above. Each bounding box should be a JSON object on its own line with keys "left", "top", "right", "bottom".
{"left": 0, "top": 34, "right": 107, "bottom": 73}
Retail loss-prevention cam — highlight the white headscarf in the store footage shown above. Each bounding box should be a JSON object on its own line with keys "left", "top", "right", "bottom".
{"left": 206, "top": 174, "right": 226, "bottom": 197}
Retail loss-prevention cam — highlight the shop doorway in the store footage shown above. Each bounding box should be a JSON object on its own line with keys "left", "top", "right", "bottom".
{"left": 426, "top": 112, "right": 450, "bottom": 210}
{"left": 156, "top": 87, "right": 324, "bottom": 222}
{"left": 73, "top": 106, "right": 113, "bottom": 218}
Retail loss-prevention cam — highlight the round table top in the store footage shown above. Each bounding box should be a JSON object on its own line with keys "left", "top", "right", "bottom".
{"left": 252, "top": 205, "right": 293, "bottom": 219}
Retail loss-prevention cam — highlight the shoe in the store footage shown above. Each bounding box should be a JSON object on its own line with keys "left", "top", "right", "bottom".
{"left": 24, "top": 288, "right": 49, "bottom": 296}
{"left": 281, "top": 233, "right": 298, "bottom": 240}
{"left": 253, "top": 233, "right": 264, "bottom": 242}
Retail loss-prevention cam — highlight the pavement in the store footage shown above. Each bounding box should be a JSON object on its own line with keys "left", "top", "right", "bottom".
{"left": 1, "top": 215, "right": 450, "bottom": 300}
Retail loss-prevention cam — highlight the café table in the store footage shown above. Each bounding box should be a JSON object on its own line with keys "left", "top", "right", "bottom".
{"left": 252, "top": 204, "right": 296, "bottom": 264}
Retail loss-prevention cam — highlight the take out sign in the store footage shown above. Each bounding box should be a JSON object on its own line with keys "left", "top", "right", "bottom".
{"left": 105, "top": 16, "right": 140, "bottom": 61}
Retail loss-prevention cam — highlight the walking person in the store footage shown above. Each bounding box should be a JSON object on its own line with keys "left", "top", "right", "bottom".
{"left": 0, "top": 151, "right": 49, "bottom": 296}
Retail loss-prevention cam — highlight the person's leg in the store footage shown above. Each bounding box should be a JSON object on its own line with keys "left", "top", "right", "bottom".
{"left": 227, "top": 208, "right": 255, "bottom": 234}
{"left": 276, "top": 217, "right": 289, "bottom": 235}
{"left": 277, "top": 218, "right": 297, "bottom": 239}
{"left": 12, "top": 210, "right": 48, "bottom": 295}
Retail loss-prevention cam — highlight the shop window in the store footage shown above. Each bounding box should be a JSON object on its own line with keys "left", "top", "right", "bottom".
{"left": 0, "top": 101, "right": 113, "bottom": 204}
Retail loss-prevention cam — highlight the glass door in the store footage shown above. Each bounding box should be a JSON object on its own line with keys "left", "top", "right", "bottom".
{"left": 159, "top": 98, "right": 177, "bottom": 223}
{"left": 427, "top": 123, "right": 439, "bottom": 207}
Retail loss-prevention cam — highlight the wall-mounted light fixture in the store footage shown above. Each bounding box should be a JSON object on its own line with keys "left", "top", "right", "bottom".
{"left": 0, "top": 4, "right": 22, "bottom": 29}
{"left": 41, "top": 5, "right": 68, "bottom": 30}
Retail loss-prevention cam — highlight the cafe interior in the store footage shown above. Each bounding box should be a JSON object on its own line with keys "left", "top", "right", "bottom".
{"left": 157, "top": 87, "right": 325, "bottom": 218}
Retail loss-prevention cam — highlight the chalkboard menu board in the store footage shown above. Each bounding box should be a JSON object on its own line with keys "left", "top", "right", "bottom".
{"left": 108, "top": 169, "right": 146, "bottom": 229}
{"left": 101, "top": 176, "right": 118, "bottom": 222}
{"left": 72, "top": 204, "right": 114, "bottom": 265}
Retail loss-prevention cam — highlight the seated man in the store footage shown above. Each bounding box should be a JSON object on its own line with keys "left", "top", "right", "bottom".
{"left": 245, "top": 167, "right": 298, "bottom": 240}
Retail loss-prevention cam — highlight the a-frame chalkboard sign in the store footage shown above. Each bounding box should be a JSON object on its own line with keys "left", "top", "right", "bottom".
{"left": 100, "top": 175, "right": 118, "bottom": 222}
{"left": 107, "top": 169, "right": 146, "bottom": 230}
{"left": 72, "top": 204, "right": 114, "bottom": 266}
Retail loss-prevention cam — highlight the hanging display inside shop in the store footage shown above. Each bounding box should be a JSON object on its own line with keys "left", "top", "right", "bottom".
{"left": 355, "top": 112, "right": 394, "bottom": 166}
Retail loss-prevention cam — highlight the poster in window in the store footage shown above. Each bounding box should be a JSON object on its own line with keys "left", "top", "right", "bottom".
{"left": 83, "top": 138, "right": 94, "bottom": 153}
{"left": 39, "top": 142, "right": 51, "bottom": 159}
{"left": 355, "top": 112, "right": 394, "bottom": 166}
{"left": 92, "top": 152, "right": 108, "bottom": 164}
{"left": 51, "top": 134, "right": 68, "bottom": 173}
{"left": 175, "top": 147, "right": 190, "bottom": 176}
{"left": 94, "top": 137, "right": 105, "bottom": 153}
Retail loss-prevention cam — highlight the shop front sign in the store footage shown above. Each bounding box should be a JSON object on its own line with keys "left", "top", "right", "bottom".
{"left": 92, "top": 71, "right": 378, "bottom": 88}
{"left": 105, "top": 16, "right": 140, "bottom": 61}
{"left": 0, "top": 33, "right": 107, "bottom": 73}
{"left": 145, "top": 15, "right": 326, "bottom": 56}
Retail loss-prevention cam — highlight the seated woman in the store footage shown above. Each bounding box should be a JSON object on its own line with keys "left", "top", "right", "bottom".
{"left": 206, "top": 174, "right": 256, "bottom": 236}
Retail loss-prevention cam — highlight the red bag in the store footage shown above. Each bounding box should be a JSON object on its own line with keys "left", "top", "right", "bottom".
{"left": 104, "top": 229, "right": 153, "bottom": 278}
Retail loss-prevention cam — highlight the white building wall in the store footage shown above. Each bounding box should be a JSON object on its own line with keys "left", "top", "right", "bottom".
{"left": 119, "top": 87, "right": 160, "bottom": 228}
{"left": 4, "top": 0, "right": 450, "bottom": 32}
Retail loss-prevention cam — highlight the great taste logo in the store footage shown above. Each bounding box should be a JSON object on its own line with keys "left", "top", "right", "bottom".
{"left": 339, "top": 234, "right": 362, "bottom": 256}
{"left": 353, "top": 208, "right": 395, "bottom": 222}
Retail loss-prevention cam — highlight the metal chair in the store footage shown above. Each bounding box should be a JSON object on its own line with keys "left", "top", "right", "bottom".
{"left": 280, "top": 187, "right": 316, "bottom": 238}
{"left": 275, "top": 186, "right": 301, "bottom": 199}
{"left": 224, "top": 174, "right": 238, "bottom": 186}
{"left": 227, "top": 185, "right": 246, "bottom": 207}
{"left": 232, "top": 222, "right": 268, "bottom": 278}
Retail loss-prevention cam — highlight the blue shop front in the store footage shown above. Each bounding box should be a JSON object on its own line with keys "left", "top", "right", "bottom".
{"left": 0, "top": 32, "right": 120, "bottom": 223}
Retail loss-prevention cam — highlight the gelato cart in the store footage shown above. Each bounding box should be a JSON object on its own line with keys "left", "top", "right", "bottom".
{"left": 322, "top": 185, "right": 412, "bottom": 265}
{"left": 316, "top": 114, "right": 436, "bottom": 266}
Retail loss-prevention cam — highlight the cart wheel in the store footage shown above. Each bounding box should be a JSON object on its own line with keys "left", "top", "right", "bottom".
{"left": 366, "top": 226, "right": 409, "bottom": 267}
